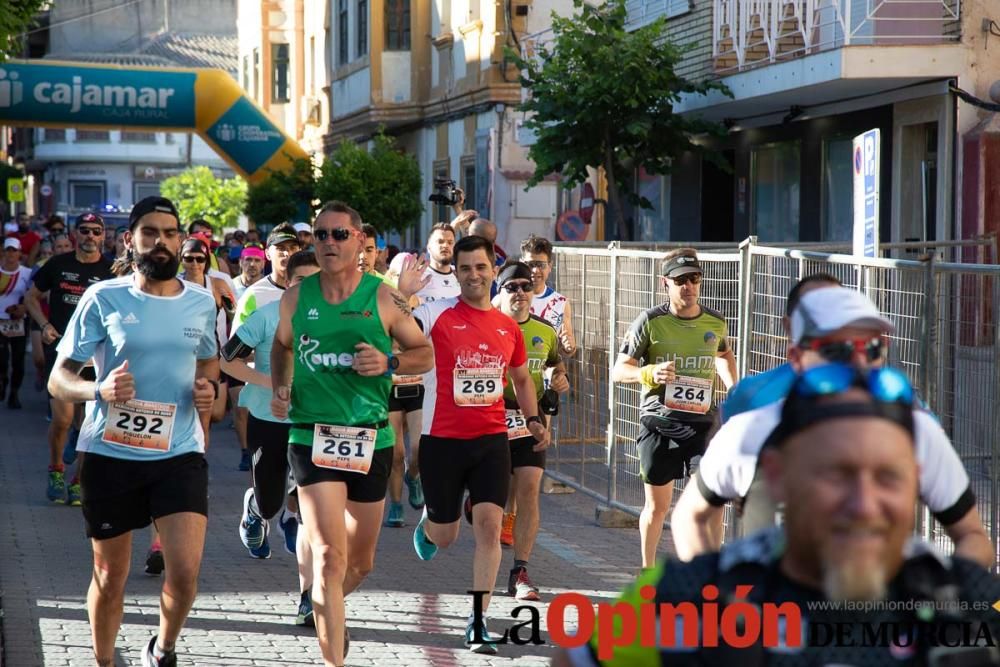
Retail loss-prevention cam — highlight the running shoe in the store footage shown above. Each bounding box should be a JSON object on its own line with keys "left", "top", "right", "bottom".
{"left": 296, "top": 591, "right": 315, "bottom": 627}
{"left": 413, "top": 514, "right": 438, "bottom": 561}
{"left": 62, "top": 427, "right": 79, "bottom": 466}
{"left": 404, "top": 472, "right": 424, "bottom": 510}
{"left": 238, "top": 449, "right": 251, "bottom": 472}
{"left": 465, "top": 619, "right": 499, "bottom": 654}
{"left": 141, "top": 636, "right": 177, "bottom": 667}
{"left": 500, "top": 512, "right": 515, "bottom": 547}
{"left": 67, "top": 480, "right": 82, "bottom": 507}
{"left": 276, "top": 508, "right": 298, "bottom": 555}
{"left": 46, "top": 470, "right": 66, "bottom": 504}
{"left": 384, "top": 501, "right": 406, "bottom": 527}
{"left": 507, "top": 566, "right": 540, "bottom": 601}
{"left": 144, "top": 545, "right": 165, "bottom": 577}
{"left": 239, "top": 488, "right": 266, "bottom": 550}
{"left": 463, "top": 494, "right": 473, "bottom": 525}
{"left": 249, "top": 533, "right": 271, "bottom": 559}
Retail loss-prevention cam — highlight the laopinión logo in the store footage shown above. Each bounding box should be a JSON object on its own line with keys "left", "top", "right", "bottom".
{"left": 467, "top": 588, "right": 1000, "bottom": 660}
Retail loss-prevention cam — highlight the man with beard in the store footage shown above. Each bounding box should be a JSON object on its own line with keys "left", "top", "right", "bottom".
{"left": 551, "top": 367, "right": 1000, "bottom": 667}
{"left": 270, "top": 201, "right": 433, "bottom": 667}
{"left": 12, "top": 212, "right": 43, "bottom": 265}
{"left": 48, "top": 195, "right": 219, "bottom": 667}
{"left": 233, "top": 245, "right": 265, "bottom": 299}
{"left": 25, "top": 212, "right": 113, "bottom": 505}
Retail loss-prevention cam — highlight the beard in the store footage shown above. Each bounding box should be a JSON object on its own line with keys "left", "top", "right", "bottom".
{"left": 821, "top": 547, "right": 888, "bottom": 602}
{"left": 136, "top": 247, "right": 180, "bottom": 281}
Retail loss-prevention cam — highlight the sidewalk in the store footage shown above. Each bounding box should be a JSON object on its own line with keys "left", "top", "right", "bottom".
{"left": 0, "top": 374, "right": 666, "bottom": 666}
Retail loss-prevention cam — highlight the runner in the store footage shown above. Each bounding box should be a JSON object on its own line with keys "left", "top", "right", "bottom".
{"left": 358, "top": 223, "right": 394, "bottom": 286}
{"left": 384, "top": 222, "right": 461, "bottom": 525}
{"left": 232, "top": 244, "right": 265, "bottom": 299}
{"left": 611, "top": 247, "right": 737, "bottom": 568}
{"left": 270, "top": 201, "right": 432, "bottom": 667}
{"left": 24, "top": 212, "right": 114, "bottom": 506}
{"left": 47, "top": 195, "right": 219, "bottom": 667}
{"left": 671, "top": 284, "right": 993, "bottom": 567}
{"left": 492, "top": 261, "right": 568, "bottom": 600}
{"left": 520, "top": 234, "right": 576, "bottom": 356}
{"left": 221, "top": 250, "right": 319, "bottom": 621}
{"left": 0, "top": 237, "right": 32, "bottom": 409}
{"left": 408, "top": 235, "right": 549, "bottom": 653}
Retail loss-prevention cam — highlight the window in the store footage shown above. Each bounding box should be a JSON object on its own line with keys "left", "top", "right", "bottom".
{"left": 70, "top": 181, "right": 105, "bottom": 210}
{"left": 309, "top": 37, "right": 316, "bottom": 92}
{"left": 633, "top": 167, "right": 670, "bottom": 242}
{"left": 821, "top": 136, "right": 853, "bottom": 242}
{"left": 751, "top": 140, "right": 800, "bottom": 242}
{"left": 386, "top": 0, "right": 411, "bottom": 50}
{"left": 75, "top": 130, "right": 110, "bottom": 141}
{"left": 462, "top": 160, "right": 476, "bottom": 218}
{"left": 242, "top": 54, "right": 250, "bottom": 91}
{"left": 433, "top": 161, "right": 450, "bottom": 223}
{"left": 338, "top": 0, "right": 349, "bottom": 65}
{"left": 357, "top": 0, "right": 368, "bottom": 57}
{"left": 134, "top": 182, "right": 161, "bottom": 202}
{"left": 44, "top": 128, "right": 66, "bottom": 142}
{"left": 121, "top": 131, "right": 156, "bottom": 143}
{"left": 253, "top": 48, "right": 260, "bottom": 100}
{"left": 272, "top": 43, "right": 290, "bottom": 103}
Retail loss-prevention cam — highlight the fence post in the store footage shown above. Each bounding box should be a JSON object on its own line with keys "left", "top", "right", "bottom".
{"left": 920, "top": 254, "right": 937, "bottom": 411}
{"left": 737, "top": 236, "right": 756, "bottom": 379}
{"left": 606, "top": 247, "right": 620, "bottom": 507}
{"left": 992, "top": 272, "right": 1000, "bottom": 571}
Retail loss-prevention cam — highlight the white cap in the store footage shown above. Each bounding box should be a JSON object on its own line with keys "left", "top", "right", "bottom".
{"left": 789, "top": 286, "right": 895, "bottom": 344}
{"left": 3, "top": 237, "right": 21, "bottom": 250}
{"left": 293, "top": 222, "right": 312, "bottom": 234}
{"left": 388, "top": 251, "right": 414, "bottom": 275}
{"left": 3, "top": 222, "right": 17, "bottom": 235}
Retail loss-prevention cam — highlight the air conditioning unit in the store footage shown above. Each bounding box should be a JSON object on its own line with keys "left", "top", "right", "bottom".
{"left": 302, "top": 97, "right": 322, "bottom": 126}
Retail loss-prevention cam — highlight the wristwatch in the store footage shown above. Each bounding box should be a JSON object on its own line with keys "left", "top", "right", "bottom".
{"left": 384, "top": 354, "right": 400, "bottom": 377}
{"left": 526, "top": 415, "right": 544, "bottom": 427}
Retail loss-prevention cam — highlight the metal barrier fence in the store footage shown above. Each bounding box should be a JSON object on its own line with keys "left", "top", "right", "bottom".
{"left": 548, "top": 237, "right": 1000, "bottom": 564}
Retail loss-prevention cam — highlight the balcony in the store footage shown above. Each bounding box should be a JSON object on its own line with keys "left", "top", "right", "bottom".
{"left": 713, "top": 0, "right": 960, "bottom": 74}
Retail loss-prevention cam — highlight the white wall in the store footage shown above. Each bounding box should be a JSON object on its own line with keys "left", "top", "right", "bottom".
{"left": 332, "top": 67, "right": 373, "bottom": 117}
{"left": 382, "top": 52, "right": 412, "bottom": 104}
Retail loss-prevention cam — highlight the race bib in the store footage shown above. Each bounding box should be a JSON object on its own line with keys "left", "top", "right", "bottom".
{"left": 311, "top": 423, "right": 376, "bottom": 474}
{"left": 103, "top": 400, "right": 176, "bottom": 451}
{"left": 453, "top": 367, "right": 504, "bottom": 406}
{"left": 393, "top": 373, "right": 423, "bottom": 386}
{"left": 505, "top": 409, "right": 532, "bottom": 440}
{"left": 0, "top": 318, "right": 25, "bottom": 337}
{"left": 663, "top": 375, "right": 713, "bottom": 414}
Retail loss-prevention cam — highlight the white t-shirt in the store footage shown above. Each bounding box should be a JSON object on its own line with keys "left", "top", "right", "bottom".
{"left": 0, "top": 265, "right": 32, "bottom": 320}
{"left": 697, "top": 400, "right": 974, "bottom": 522}
{"left": 530, "top": 286, "right": 569, "bottom": 332}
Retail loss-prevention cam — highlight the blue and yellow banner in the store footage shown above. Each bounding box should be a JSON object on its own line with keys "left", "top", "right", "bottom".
{"left": 0, "top": 60, "right": 307, "bottom": 184}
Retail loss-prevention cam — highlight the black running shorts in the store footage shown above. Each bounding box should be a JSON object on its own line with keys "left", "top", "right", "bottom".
{"left": 636, "top": 415, "right": 713, "bottom": 486}
{"left": 287, "top": 444, "right": 392, "bottom": 503}
{"left": 419, "top": 432, "right": 510, "bottom": 523}
{"left": 510, "top": 435, "right": 546, "bottom": 470}
{"left": 80, "top": 452, "right": 209, "bottom": 540}
{"left": 388, "top": 383, "right": 424, "bottom": 413}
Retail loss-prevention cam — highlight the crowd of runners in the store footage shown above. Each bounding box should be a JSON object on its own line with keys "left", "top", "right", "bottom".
{"left": 4, "top": 190, "right": 1000, "bottom": 667}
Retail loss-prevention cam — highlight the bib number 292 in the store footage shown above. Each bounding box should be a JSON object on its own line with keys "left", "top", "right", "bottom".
{"left": 102, "top": 400, "right": 177, "bottom": 451}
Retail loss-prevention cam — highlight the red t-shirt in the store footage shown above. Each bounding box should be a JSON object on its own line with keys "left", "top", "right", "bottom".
{"left": 15, "top": 231, "right": 40, "bottom": 256}
{"left": 415, "top": 297, "right": 527, "bottom": 439}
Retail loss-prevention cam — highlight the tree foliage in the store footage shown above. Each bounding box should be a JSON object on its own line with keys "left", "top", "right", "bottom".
{"left": 508, "top": 0, "right": 731, "bottom": 240}
{"left": 244, "top": 157, "right": 315, "bottom": 227}
{"left": 160, "top": 166, "right": 247, "bottom": 233}
{"left": 314, "top": 131, "right": 423, "bottom": 234}
{"left": 0, "top": 0, "right": 46, "bottom": 61}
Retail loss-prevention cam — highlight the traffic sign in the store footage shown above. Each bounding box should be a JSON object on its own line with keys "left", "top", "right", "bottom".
{"left": 580, "top": 183, "right": 595, "bottom": 224}
{"left": 6, "top": 178, "right": 24, "bottom": 203}
{"left": 852, "top": 129, "right": 879, "bottom": 257}
{"left": 39, "top": 184, "right": 53, "bottom": 197}
{"left": 556, "top": 210, "right": 588, "bottom": 242}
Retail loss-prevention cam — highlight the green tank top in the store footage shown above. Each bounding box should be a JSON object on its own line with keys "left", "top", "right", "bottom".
{"left": 288, "top": 272, "right": 394, "bottom": 449}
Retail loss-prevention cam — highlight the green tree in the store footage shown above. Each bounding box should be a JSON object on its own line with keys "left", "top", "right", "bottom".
{"left": 509, "top": 0, "right": 731, "bottom": 240}
{"left": 314, "top": 131, "right": 423, "bottom": 234}
{"left": 244, "top": 157, "right": 315, "bottom": 227}
{"left": 0, "top": 0, "right": 46, "bottom": 60}
{"left": 160, "top": 166, "right": 248, "bottom": 233}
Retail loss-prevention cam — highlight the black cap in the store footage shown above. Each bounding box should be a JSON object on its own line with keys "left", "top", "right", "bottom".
{"left": 129, "top": 196, "right": 180, "bottom": 230}
{"left": 74, "top": 212, "right": 105, "bottom": 228}
{"left": 497, "top": 261, "right": 533, "bottom": 286}
{"left": 762, "top": 392, "right": 915, "bottom": 452}
{"left": 267, "top": 227, "right": 299, "bottom": 248}
{"left": 182, "top": 237, "right": 210, "bottom": 256}
{"left": 661, "top": 254, "right": 702, "bottom": 278}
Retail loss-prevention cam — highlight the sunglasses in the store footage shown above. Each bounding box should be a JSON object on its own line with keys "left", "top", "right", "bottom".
{"left": 793, "top": 363, "right": 913, "bottom": 405}
{"left": 802, "top": 335, "right": 887, "bottom": 364}
{"left": 501, "top": 282, "right": 533, "bottom": 294}
{"left": 525, "top": 261, "right": 549, "bottom": 270}
{"left": 77, "top": 227, "right": 104, "bottom": 237}
{"left": 667, "top": 274, "right": 702, "bottom": 286}
{"left": 49, "top": 227, "right": 65, "bottom": 234}
{"left": 182, "top": 255, "right": 207, "bottom": 264}
{"left": 314, "top": 227, "right": 354, "bottom": 242}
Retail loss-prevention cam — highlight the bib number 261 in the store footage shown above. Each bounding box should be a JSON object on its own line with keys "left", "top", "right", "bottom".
{"left": 311, "top": 423, "right": 376, "bottom": 474}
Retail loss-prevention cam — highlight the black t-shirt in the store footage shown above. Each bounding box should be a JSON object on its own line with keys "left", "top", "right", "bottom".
{"left": 32, "top": 251, "right": 113, "bottom": 333}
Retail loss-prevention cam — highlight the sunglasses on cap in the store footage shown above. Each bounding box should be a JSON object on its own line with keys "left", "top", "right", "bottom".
{"left": 793, "top": 363, "right": 914, "bottom": 405}
{"left": 314, "top": 227, "right": 354, "bottom": 242}
{"left": 501, "top": 281, "right": 533, "bottom": 294}
{"left": 802, "top": 335, "right": 887, "bottom": 364}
